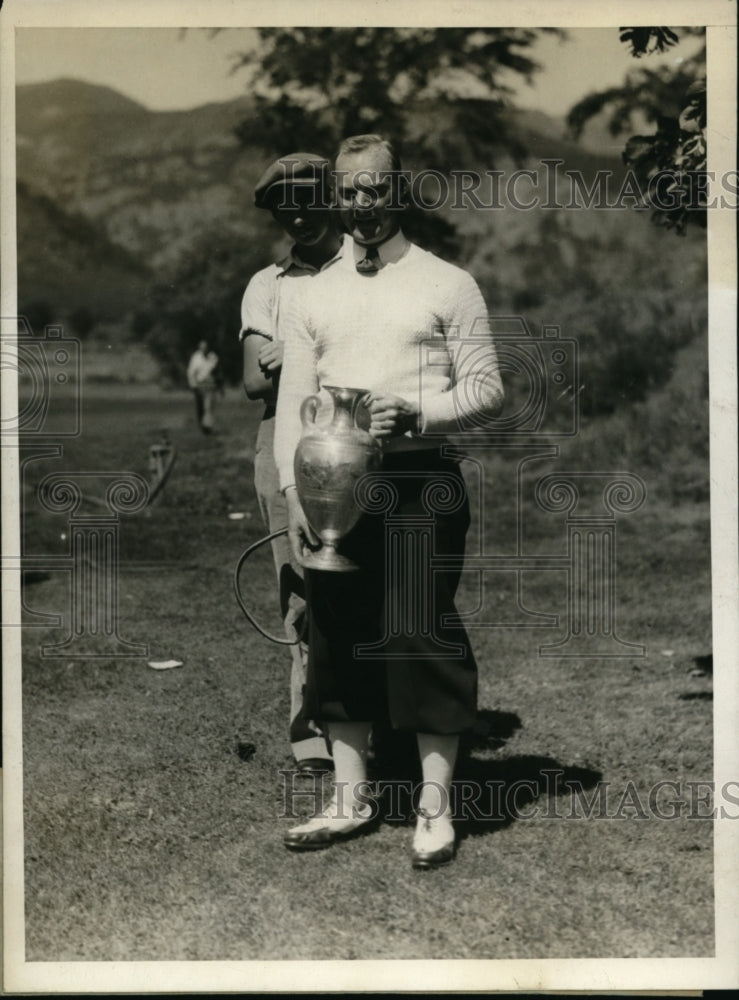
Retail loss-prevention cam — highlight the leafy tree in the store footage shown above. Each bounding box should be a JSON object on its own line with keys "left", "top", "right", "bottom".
{"left": 567, "top": 27, "right": 706, "bottom": 233}
{"left": 234, "top": 28, "right": 564, "bottom": 167}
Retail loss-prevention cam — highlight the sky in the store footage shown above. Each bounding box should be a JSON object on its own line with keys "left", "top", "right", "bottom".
{"left": 14, "top": 26, "right": 700, "bottom": 118}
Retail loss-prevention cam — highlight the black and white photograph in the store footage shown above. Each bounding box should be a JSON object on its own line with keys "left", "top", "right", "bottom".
{"left": 1, "top": 0, "right": 737, "bottom": 993}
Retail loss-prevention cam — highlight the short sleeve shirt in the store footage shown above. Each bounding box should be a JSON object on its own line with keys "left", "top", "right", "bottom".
{"left": 239, "top": 239, "right": 347, "bottom": 344}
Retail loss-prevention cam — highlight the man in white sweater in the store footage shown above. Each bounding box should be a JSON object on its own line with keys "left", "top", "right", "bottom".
{"left": 274, "top": 135, "right": 504, "bottom": 868}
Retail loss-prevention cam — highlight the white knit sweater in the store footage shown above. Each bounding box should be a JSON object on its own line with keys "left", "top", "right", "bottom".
{"left": 274, "top": 236, "right": 503, "bottom": 490}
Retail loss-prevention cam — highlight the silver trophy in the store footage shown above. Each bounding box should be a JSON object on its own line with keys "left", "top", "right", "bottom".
{"left": 294, "top": 385, "right": 381, "bottom": 571}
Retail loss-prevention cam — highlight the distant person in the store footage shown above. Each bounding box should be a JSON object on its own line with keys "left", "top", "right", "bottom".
{"left": 187, "top": 339, "right": 220, "bottom": 434}
{"left": 240, "top": 153, "right": 344, "bottom": 773}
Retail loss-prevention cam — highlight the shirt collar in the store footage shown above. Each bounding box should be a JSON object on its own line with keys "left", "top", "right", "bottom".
{"left": 351, "top": 229, "right": 410, "bottom": 267}
{"left": 276, "top": 234, "right": 347, "bottom": 275}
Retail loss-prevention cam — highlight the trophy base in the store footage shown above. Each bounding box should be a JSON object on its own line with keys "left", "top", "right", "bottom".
{"left": 302, "top": 545, "right": 359, "bottom": 573}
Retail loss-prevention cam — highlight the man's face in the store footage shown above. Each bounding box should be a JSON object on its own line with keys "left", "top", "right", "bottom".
{"left": 270, "top": 185, "right": 331, "bottom": 246}
{"left": 334, "top": 148, "right": 403, "bottom": 247}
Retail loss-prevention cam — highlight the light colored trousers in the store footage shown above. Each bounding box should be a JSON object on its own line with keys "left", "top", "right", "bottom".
{"left": 253, "top": 416, "right": 329, "bottom": 762}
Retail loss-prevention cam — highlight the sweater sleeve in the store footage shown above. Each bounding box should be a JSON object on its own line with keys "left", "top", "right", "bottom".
{"left": 419, "top": 271, "right": 504, "bottom": 434}
{"left": 274, "top": 296, "right": 319, "bottom": 491}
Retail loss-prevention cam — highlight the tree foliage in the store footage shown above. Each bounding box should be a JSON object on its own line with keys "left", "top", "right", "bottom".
{"left": 234, "top": 27, "right": 563, "bottom": 167}
{"left": 567, "top": 27, "right": 706, "bottom": 233}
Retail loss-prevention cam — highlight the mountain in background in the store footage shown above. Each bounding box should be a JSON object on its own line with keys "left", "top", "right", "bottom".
{"left": 16, "top": 79, "right": 261, "bottom": 271}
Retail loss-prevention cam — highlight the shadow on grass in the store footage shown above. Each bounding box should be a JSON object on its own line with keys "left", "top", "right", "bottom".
{"left": 466, "top": 707, "right": 522, "bottom": 750}
{"left": 453, "top": 754, "right": 602, "bottom": 841}
{"left": 368, "top": 708, "right": 602, "bottom": 840}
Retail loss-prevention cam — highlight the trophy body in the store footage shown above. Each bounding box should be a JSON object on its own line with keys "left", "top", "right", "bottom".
{"left": 294, "top": 385, "right": 381, "bottom": 571}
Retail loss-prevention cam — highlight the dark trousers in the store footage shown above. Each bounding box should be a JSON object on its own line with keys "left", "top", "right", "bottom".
{"left": 302, "top": 452, "right": 477, "bottom": 734}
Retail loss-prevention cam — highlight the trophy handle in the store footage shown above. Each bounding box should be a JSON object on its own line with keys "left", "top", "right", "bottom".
{"left": 299, "top": 394, "right": 321, "bottom": 430}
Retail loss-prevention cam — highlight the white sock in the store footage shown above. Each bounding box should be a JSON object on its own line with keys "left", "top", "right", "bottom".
{"left": 416, "top": 732, "right": 459, "bottom": 820}
{"left": 325, "top": 720, "right": 372, "bottom": 818}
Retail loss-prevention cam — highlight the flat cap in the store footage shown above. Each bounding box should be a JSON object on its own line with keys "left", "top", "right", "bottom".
{"left": 254, "top": 152, "right": 330, "bottom": 210}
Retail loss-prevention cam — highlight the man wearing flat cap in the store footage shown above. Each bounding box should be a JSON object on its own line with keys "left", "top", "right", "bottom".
{"left": 240, "top": 153, "right": 345, "bottom": 772}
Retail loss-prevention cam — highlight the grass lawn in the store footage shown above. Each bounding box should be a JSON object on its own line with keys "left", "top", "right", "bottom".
{"left": 17, "top": 384, "right": 714, "bottom": 961}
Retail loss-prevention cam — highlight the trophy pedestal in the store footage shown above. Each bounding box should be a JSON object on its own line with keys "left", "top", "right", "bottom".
{"left": 302, "top": 543, "right": 359, "bottom": 573}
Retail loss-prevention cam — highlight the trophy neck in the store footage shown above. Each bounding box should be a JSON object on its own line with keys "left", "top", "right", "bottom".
{"left": 323, "top": 385, "right": 368, "bottom": 429}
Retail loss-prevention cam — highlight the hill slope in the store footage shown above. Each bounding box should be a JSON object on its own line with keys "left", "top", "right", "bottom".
{"left": 16, "top": 80, "right": 260, "bottom": 272}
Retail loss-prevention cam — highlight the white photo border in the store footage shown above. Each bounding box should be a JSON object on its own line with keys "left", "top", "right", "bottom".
{"left": 2, "top": 0, "right": 737, "bottom": 992}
